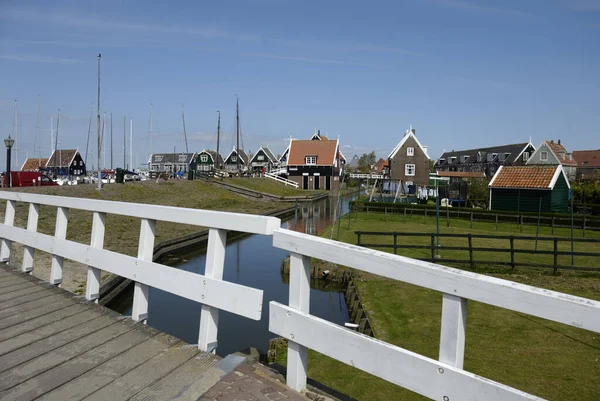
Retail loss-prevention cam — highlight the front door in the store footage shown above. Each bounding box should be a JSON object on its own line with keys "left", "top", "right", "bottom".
{"left": 325, "top": 176, "right": 331, "bottom": 190}
{"left": 314, "top": 175, "right": 320, "bottom": 190}
{"left": 303, "top": 175, "right": 309, "bottom": 190}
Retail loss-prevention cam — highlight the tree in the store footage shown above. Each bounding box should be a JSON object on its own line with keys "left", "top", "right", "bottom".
{"left": 358, "top": 151, "right": 377, "bottom": 174}
{"left": 467, "top": 178, "right": 490, "bottom": 209}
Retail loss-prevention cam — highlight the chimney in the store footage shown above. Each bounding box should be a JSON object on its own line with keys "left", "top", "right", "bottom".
{"left": 558, "top": 139, "right": 561, "bottom": 145}
{"left": 550, "top": 139, "right": 554, "bottom": 143}
{"left": 411, "top": 128, "right": 416, "bottom": 134}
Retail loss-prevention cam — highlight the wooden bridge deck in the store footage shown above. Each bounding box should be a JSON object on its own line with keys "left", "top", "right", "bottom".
{"left": 0, "top": 265, "right": 309, "bottom": 401}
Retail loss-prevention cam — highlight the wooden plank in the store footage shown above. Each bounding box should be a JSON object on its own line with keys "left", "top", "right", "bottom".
{"left": 0, "top": 281, "right": 37, "bottom": 294}
{"left": 132, "top": 219, "right": 155, "bottom": 323}
{"left": 128, "top": 352, "right": 221, "bottom": 401}
{"left": 0, "top": 276, "right": 24, "bottom": 289}
{"left": 0, "top": 287, "right": 55, "bottom": 310}
{"left": 86, "top": 212, "right": 105, "bottom": 302}
{"left": 37, "top": 333, "right": 181, "bottom": 401}
{"left": 50, "top": 207, "right": 69, "bottom": 285}
{"left": 0, "top": 192, "right": 281, "bottom": 235}
{"left": 82, "top": 343, "right": 200, "bottom": 401}
{"left": 0, "top": 200, "right": 16, "bottom": 262}
{"left": 0, "top": 297, "right": 75, "bottom": 330}
{"left": 0, "top": 293, "right": 58, "bottom": 320}
{"left": 0, "top": 313, "right": 119, "bottom": 375}
{"left": 0, "top": 225, "right": 264, "bottom": 320}
{"left": 0, "top": 328, "right": 150, "bottom": 401}
{"left": 22, "top": 203, "right": 40, "bottom": 273}
{"left": 270, "top": 302, "right": 541, "bottom": 401}
{"left": 439, "top": 294, "right": 467, "bottom": 369}
{"left": 0, "top": 309, "right": 102, "bottom": 356}
{"left": 0, "top": 284, "right": 49, "bottom": 303}
{"left": 273, "top": 228, "right": 600, "bottom": 333}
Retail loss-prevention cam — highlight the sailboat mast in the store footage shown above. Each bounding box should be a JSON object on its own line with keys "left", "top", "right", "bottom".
{"left": 97, "top": 53, "right": 101, "bottom": 190}
{"left": 123, "top": 116, "right": 126, "bottom": 169}
{"left": 35, "top": 95, "right": 41, "bottom": 166}
{"left": 181, "top": 105, "right": 189, "bottom": 154}
{"left": 148, "top": 103, "right": 153, "bottom": 158}
{"left": 102, "top": 112, "right": 106, "bottom": 170}
{"left": 50, "top": 115, "right": 53, "bottom": 155}
{"left": 236, "top": 97, "right": 240, "bottom": 172}
{"left": 56, "top": 110, "right": 61, "bottom": 174}
{"left": 130, "top": 119, "right": 133, "bottom": 171}
{"left": 85, "top": 103, "right": 93, "bottom": 168}
{"left": 13, "top": 100, "right": 19, "bottom": 170}
{"left": 216, "top": 111, "right": 221, "bottom": 169}
{"left": 110, "top": 113, "right": 113, "bottom": 170}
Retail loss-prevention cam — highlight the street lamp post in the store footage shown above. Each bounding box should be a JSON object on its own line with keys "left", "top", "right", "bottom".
{"left": 4, "top": 135, "right": 15, "bottom": 188}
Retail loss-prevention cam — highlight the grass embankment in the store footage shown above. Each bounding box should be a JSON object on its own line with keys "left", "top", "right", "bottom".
{"left": 276, "top": 212, "right": 600, "bottom": 401}
{"left": 227, "top": 177, "right": 322, "bottom": 197}
{"left": 1, "top": 180, "right": 287, "bottom": 293}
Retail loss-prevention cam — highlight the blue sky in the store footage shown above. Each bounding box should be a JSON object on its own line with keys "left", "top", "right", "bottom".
{"left": 1, "top": 0, "right": 599, "bottom": 170}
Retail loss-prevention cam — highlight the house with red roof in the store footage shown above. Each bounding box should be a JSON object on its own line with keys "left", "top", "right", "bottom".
{"left": 573, "top": 149, "right": 600, "bottom": 181}
{"left": 526, "top": 139, "right": 577, "bottom": 181}
{"left": 285, "top": 134, "right": 342, "bottom": 190}
{"left": 488, "top": 165, "right": 570, "bottom": 213}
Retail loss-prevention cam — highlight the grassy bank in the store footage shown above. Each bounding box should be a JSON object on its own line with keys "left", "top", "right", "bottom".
{"left": 0, "top": 180, "right": 287, "bottom": 292}
{"left": 276, "top": 212, "right": 600, "bottom": 401}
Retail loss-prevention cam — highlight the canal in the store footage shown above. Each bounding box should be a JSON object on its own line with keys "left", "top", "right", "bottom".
{"left": 113, "top": 194, "right": 355, "bottom": 356}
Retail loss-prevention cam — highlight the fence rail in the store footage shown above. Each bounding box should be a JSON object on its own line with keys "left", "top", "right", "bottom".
{"left": 0, "top": 192, "right": 280, "bottom": 353}
{"left": 355, "top": 231, "right": 600, "bottom": 272}
{"left": 270, "top": 228, "right": 600, "bottom": 400}
{"left": 353, "top": 203, "right": 600, "bottom": 234}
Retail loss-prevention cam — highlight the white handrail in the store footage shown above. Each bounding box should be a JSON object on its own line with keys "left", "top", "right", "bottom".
{"left": 270, "top": 228, "right": 600, "bottom": 399}
{"left": 0, "top": 192, "right": 279, "bottom": 353}
{"left": 264, "top": 172, "right": 299, "bottom": 188}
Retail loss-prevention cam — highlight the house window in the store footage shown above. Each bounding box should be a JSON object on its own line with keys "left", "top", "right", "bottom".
{"left": 178, "top": 154, "right": 187, "bottom": 162}
{"left": 155, "top": 155, "right": 163, "bottom": 162}
{"left": 450, "top": 157, "right": 457, "bottom": 164}
{"left": 257, "top": 155, "right": 264, "bottom": 161}
{"left": 407, "top": 147, "right": 414, "bottom": 156}
{"left": 200, "top": 154, "right": 208, "bottom": 162}
{"left": 405, "top": 164, "right": 415, "bottom": 176}
{"left": 523, "top": 152, "right": 529, "bottom": 162}
{"left": 305, "top": 156, "right": 317, "bottom": 165}
{"left": 231, "top": 155, "right": 237, "bottom": 162}
{"left": 541, "top": 151, "right": 548, "bottom": 161}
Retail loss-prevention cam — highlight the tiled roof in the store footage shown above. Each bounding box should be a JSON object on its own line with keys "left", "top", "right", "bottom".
{"left": 373, "top": 158, "right": 387, "bottom": 173}
{"left": 489, "top": 166, "right": 559, "bottom": 189}
{"left": 573, "top": 149, "right": 600, "bottom": 167}
{"left": 437, "top": 171, "right": 486, "bottom": 178}
{"left": 288, "top": 139, "right": 338, "bottom": 166}
{"left": 46, "top": 150, "right": 79, "bottom": 168}
{"left": 21, "top": 158, "right": 49, "bottom": 171}
{"left": 436, "top": 142, "right": 529, "bottom": 166}
{"left": 546, "top": 141, "right": 578, "bottom": 166}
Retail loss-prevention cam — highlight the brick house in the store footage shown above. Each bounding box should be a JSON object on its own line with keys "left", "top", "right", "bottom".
{"left": 286, "top": 137, "right": 341, "bottom": 190}
{"left": 573, "top": 149, "right": 600, "bottom": 180}
{"left": 387, "top": 128, "right": 430, "bottom": 186}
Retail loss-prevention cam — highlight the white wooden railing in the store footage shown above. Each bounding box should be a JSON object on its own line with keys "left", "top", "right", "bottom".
{"left": 264, "top": 171, "right": 299, "bottom": 188}
{"left": 269, "top": 228, "right": 600, "bottom": 400}
{"left": 0, "top": 192, "right": 280, "bottom": 353}
{"left": 349, "top": 173, "right": 383, "bottom": 179}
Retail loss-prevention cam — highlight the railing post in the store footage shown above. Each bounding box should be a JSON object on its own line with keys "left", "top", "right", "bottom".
{"left": 286, "top": 252, "right": 311, "bottom": 392}
{"left": 357, "top": 232, "right": 361, "bottom": 246}
{"left": 132, "top": 218, "right": 156, "bottom": 323}
{"left": 583, "top": 217, "right": 586, "bottom": 238}
{"left": 430, "top": 235, "right": 435, "bottom": 261}
{"left": 551, "top": 216, "right": 555, "bottom": 235}
{"left": 446, "top": 206, "right": 450, "bottom": 227}
{"left": 470, "top": 211, "right": 473, "bottom": 228}
{"left": 22, "top": 203, "right": 40, "bottom": 273}
{"left": 393, "top": 233, "right": 397, "bottom": 254}
{"left": 0, "top": 200, "right": 16, "bottom": 262}
{"left": 495, "top": 213, "right": 498, "bottom": 231}
{"left": 198, "top": 228, "right": 227, "bottom": 353}
{"left": 85, "top": 212, "right": 105, "bottom": 302}
{"left": 404, "top": 207, "right": 406, "bottom": 222}
{"left": 424, "top": 209, "right": 427, "bottom": 224}
{"left": 50, "top": 207, "right": 69, "bottom": 285}
{"left": 510, "top": 236, "right": 515, "bottom": 270}
{"left": 439, "top": 293, "right": 468, "bottom": 369}
{"left": 520, "top": 214, "right": 523, "bottom": 233}
{"left": 468, "top": 234, "right": 473, "bottom": 268}
{"left": 553, "top": 239, "right": 558, "bottom": 274}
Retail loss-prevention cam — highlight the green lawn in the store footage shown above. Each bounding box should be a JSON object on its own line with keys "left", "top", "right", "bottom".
{"left": 226, "top": 177, "right": 323, "bottom": 197}
{"left": 276, "top": 212, "right": 600, "bottom": 401}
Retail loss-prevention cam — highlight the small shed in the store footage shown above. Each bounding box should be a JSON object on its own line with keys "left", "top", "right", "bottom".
{"left": 488, "top": 165, "right": 570, "bottom": 213}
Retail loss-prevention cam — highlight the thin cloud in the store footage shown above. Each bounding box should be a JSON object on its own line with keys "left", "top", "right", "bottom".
{"left": 2, "top": 8, "right": 258, "bottom": 42}
{"left": 432, "top": 0, "right": 533, "bottom": 17}
{"left": 248, "top": 52, "right": 377, "bottom": 68}
{"left": 0, "top": 54, "right": 83, "bottom": 64}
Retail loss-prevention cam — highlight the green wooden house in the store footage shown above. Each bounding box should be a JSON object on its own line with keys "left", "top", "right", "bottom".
{"left": 193, "top": 150, "right": 223, "bottom": 173}
{"left": 488, "top": 165, "right": 570, "bottom": 213}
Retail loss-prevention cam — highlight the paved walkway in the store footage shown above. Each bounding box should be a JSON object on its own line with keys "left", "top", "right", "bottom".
{"left": 0, "top": 264, "right": 311, "bottom": 401}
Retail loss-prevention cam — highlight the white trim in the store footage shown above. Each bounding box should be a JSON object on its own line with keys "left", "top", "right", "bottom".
{"left": 488, "top": 165, "right": 503, "bottom": 187}
{"left": 549, "top": 165, "right": 570, "bottom": 189}
{"left": 513, "top": 140, "right": 535, "bottom": 163}
{"left": 249, "top": 147, "right": 277, "bottom": 164}
{"left": 388, "top": 131, "right": 430, "bottom": 160}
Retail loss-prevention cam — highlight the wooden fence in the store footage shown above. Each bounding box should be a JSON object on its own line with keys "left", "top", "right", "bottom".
{"left": 352, "top": 203, "right": 600, "bottom": 234}
{"left": 356, "top": 231, "right": 600, "bottom": 272}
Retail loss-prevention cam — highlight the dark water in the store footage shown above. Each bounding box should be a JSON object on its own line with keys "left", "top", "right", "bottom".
{"left": 114, "top": 194, "right": 357, "bottom": 356}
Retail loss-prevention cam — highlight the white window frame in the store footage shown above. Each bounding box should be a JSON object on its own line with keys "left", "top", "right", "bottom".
{"left": 540, "top": 151, "right": 548, "bottom": 161}
{"left": 305, "top": 156, "right": 317, "bottom": 166}
{"left": 155, "top": 155, "right": 163, "bottom": 162}
{"left": 200, "top": 154, "right": 208, "bottom": 162}
{"left": 523, "top": 152, "right": 529, "bottom": 162}
{"left": 257, "top": 155, "right": 264, "bottom": 161}
{"left": 405, "top": 163, "right": 415, "bottom": 176}
{"left": 231, "top": 155, "right": 237, "bottom": 162}
{"left": 178, "top": 154, "right": 187, "bottom": 162}
{"left": 407, "top": 147, "right": 414, "bottom": 156}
